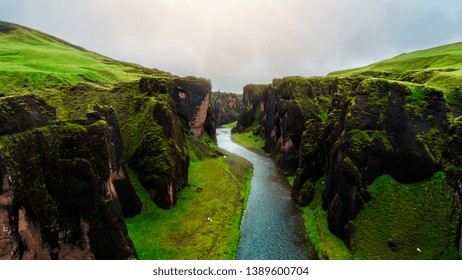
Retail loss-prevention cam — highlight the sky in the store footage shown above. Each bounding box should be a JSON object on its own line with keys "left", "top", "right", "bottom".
{"left": 1, "top": 0, "right": 462, "bottom": 93}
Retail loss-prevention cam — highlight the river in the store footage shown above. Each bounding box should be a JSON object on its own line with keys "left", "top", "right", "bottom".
{"left": 216, "top": 128, "right": 310, "bottom": 260}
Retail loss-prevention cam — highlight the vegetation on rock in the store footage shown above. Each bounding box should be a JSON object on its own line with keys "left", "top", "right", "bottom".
{"left": 0, "top": 20, "right": 251, "bottom": 259}
{"left": 235, "top": 42, "right": 462, "bottom": 259}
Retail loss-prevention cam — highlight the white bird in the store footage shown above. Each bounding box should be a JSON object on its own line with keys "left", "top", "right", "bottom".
{"left": 417, "top": 248, "right": 422, "bottom": 253}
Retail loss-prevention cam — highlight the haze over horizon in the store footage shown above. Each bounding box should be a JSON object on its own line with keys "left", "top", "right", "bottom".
{"left": 1, "top": 0, "right": 462, "bottom": 93}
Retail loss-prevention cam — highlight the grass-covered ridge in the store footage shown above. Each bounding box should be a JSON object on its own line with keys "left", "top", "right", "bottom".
{"left": 0, "top": 20, "right": 166, "bottom": 116}
{"left": 0, "top": 21, "right": 155, "bottom": 88}
{"left": 329, "top": 42, "right": 462, "bottom": 105}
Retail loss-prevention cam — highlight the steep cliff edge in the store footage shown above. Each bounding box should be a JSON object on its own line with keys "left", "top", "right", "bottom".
{"left": 139, "top": 76, "right": 216, "bottom": 140}
{"left": 0, "top": 95, "right": 138, "bottom": 259}
{"left": 235, "top": 79, "right": 331, "bottom": 175}
{"left": 98, "top": 75, "right": 215, "bottom": 209}
{"left": 235, "top": 43, "right": 462, "bottom": 259}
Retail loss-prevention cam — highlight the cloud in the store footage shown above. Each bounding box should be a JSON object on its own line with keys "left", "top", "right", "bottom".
{"left": 1, "top": 0, "right": 462, "bottom": 92}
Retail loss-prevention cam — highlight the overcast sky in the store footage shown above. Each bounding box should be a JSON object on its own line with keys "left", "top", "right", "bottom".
{"left": 1, "top": 0, "right": 462, "bottom": 92}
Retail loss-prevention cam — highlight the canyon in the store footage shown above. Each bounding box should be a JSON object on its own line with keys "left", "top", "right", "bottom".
{"left": 1, "top": 20, "right": 461, "bottom": 259}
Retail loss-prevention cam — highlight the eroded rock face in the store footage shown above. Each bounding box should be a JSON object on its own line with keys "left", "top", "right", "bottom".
{"left": 138, "top": 76, "right": 216, "bottom": 139}
{"left": 211, "top": 91, "right": 243, "bottom": 126}
{"left": 235, "top": 84, "right": 269, "bottom": 134}
{"left": 0, "top": 95, "right": 138, "bottom": 259}
{"left": 172, "top": 77, "right": 215, "bottom": 139}
{"left": 127, "top": 94, "right": 189, "bottom": 210}
{"left": 443, "top": 117, "right": 462, "bottom": 256}
{"left": 0, "top": 94, "right": 57, "bottom": 135}
{"left": 235, "top": 79, "right": 330, "bottom": 175}
{"left": 323, "top": 81, "right": 447, "bottom": 238}
{"left": 130, "top": 76, "right": 217, "bottom": 209}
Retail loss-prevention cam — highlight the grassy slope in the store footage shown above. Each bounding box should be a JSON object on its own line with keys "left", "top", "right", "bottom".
{"left": 329, "top": 42, "right": 462, "bottom": 104}
{"left": 352, "top": 172, "right": 460, "bottom": 260}
{"left": 232, "top": 131, "right": 266, "bottom": 150}
{"left": 222, "top": 121, "right": 267, "bottom": 152}
{"left": 0, "top": 21, "right": 160, "bottom": 116}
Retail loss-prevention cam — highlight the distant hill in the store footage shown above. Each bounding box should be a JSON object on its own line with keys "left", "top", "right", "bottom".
{"left": 329, "top": 42, "right": 462, "bottom": 106}
{"left": 0, "top": 20, "right": 160, "bottom": 87}
{"left": 0, "top": 20, "right": 170, "bottom": 116}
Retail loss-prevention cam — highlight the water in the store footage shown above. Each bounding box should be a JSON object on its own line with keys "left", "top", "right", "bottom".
{"left": 216, "top": 128, "right": 310, "bottom": 260}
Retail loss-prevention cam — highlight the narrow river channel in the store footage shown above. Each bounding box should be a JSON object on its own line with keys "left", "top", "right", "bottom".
{"left": 216, "top": 128, "right": 310, "bottom": 260}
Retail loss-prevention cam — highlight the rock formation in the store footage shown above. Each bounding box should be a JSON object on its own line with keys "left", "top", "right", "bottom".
{"left": 135, "top": 75, "right": 216, "bottom": 208}
{"left": 211, "top": 91, "right": 243, "bottom": 126}
{"left": 139, "top": 76, "right": 216, "bottom": 140}
{"left": 235, "top": 75, "right": 462, "bottom": 258}
{"left": 0, "top": 95, "right": 138, "bottom": 259}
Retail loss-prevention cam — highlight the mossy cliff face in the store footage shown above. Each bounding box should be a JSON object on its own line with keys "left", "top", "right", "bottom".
{"left": 235, "top": 84, "right": 269, "bottom": 134}
{"left": 0, "top": 95, "right": 138, "bottom": 259}
{"left": 139, "top": 76, "right": 215, "bottom": 140}
{"left": 125, "top": 93, "right": 189, "bottom": 210}
{"left": 45, "top": 75, "right": 215, "bottom": 210}
{"left": 123, "top": 76, "right": 214, "bottom": 209}
{"left": 235, "top": 78, "right": 333, "bottom": 175}
{"left": 321, "top": 80, "right": 448, "bottom": 237}
{"left": 211, "top": 91, "right": 243, "bottom": 126}
{"left": 235, "top": 75, "right": 461, "bottom": 258}
{"left": 444, "top": 117, "right": 462, "bottom": 256}
{"left": 297, "top": 78, "right": 460, "bottom": 258}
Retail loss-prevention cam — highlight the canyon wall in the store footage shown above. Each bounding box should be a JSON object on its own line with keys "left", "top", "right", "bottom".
{"left": 211, "top": 91, "right": 243, "bottom": 126}
{"left": 0, "top": 95, "right": 138, "bottom": 259}
{"left": 134, "top": 76, "right": 215, "bottom": 208}
{"left": 235, "top": 76, "right": 462, "bottom": 258}
{"left": 64, "top": 75, "right": 216, "bottom": 210}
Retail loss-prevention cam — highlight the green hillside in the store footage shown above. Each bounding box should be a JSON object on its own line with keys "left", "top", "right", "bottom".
{"left": 0, "top": 21, "right": 156, "bottom": 86}
{"left": 0, "top": 20, "right": 167, "bottom": 115}
{"left": 329, "top": 42, "right": 462, "bottom": 106}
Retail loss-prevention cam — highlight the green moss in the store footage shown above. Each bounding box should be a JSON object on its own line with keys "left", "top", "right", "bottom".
{"left": 409, "top": 86, "right": 427, "bottom": 101}
{"left": 349, "top": 129, "right": 393, "bottom": 152}
{"left": 351, "top": 172, "right": 460, "bottom": 259}
{"left": 286, "top": 176, "right": 295, "bottom": 186}
{"left": 274, "top": 76, "right": 334, "bottom": 122}
{"left": 404, "top": 100, "right": 429, "bottom": 120}
{"left": 186, "top": 134, "right": 221, "bottom": 162}
{"left": 416, "top": 127, "right": 445, "bottom": 163}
